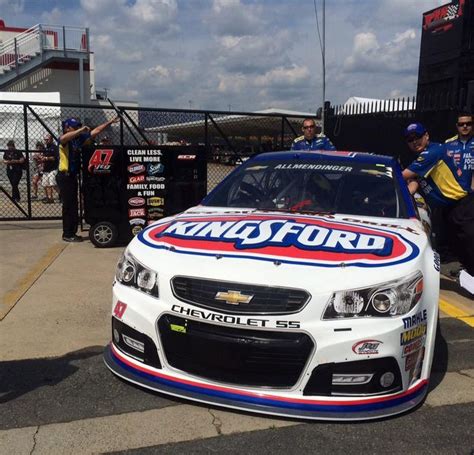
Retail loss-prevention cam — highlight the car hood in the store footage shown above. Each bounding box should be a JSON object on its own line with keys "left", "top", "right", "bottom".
{"left": 129, "top": 206, "right": 429, "bottom": 293}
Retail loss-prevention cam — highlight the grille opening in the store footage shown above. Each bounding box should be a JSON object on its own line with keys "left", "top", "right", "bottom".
{"left": 171, "top": 276, "right": 310, "bottom": 315}
{"left": 112, "top": 317, "right": 161, "bottom": 369}
{"left": 303, "top": 358, "right": 402, "bottom": 396}
{"left": 158, "top": 314, "right": 313, "bottom": 387}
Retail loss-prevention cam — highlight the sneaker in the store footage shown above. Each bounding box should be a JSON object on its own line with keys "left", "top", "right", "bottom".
{"left": 62, "top": 235, "right": 83, "bottom": 243}
{"left": 31, "top": 195, "right": 38, "bottom": 200}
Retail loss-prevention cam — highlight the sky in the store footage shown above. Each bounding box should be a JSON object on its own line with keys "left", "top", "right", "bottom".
{"left": 1, "top": 0, "right": 445, "bottom": 112}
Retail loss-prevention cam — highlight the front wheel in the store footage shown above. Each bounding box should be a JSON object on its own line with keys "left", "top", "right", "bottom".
{"left": 89, "top": 221, "right": 118, "bottom": 248}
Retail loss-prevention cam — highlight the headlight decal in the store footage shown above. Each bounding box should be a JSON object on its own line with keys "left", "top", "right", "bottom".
{"left": 116, "top": 250, "right": 159, "bottom": 297}
{"left": 323, "top": 271, "right": 423, "bottom": 319}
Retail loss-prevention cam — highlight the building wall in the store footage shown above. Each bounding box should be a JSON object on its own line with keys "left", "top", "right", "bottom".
{"left": 5, "top": 62, "right": 91, "bottom": 104}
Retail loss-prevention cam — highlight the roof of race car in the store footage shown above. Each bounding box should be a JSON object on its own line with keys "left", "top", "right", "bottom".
{"left": 250, "top": 150, "right": 396, "bottom": 166}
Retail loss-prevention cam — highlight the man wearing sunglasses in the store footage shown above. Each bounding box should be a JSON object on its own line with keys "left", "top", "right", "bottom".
{"left": 291, "top": 118, "right": 336, "bottom": 151}
{"left": 402, "top": 122, "right": 474, "bottom": 294}
{"left": 445, "top": 112, "right": 473, "bottom": 191}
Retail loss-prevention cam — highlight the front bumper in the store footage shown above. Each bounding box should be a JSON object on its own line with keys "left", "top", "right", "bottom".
{"left": 104, "top": 281, "right": 434, "bottom": 421}
{"left": 104, "top": 342, "right": 428, "bottom": 420}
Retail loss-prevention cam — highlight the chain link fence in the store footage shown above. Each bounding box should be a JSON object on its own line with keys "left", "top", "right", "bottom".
{"left": 0, "top": 101, "right": 307, "bottom": 221}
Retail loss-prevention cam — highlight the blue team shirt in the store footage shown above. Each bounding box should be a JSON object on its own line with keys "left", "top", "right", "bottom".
{"left": 58, "top": 132, "right": 91, "bottom": 173}
{"left": 291, "top": 135, "right": 336, "bottom": 151}
{"left": 407, "top": 142, "right": 470, "bottom": 207}
{"left": 445, "top": 136, "right": 474, "bottom": 190}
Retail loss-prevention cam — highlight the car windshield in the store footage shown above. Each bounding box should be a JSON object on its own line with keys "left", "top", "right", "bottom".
{"left": 204, "top": 158, "right": 407, "bottom": 218}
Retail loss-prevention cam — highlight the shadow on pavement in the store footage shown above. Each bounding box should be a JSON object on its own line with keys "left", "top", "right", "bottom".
{"left": 429, "top": 317, "right": 449, "bottom": 392}
{"left": 440, "top": 276, "right": 474, "bottom": 300}
{"left": 0, "top": 346, "right": 103, "bottom": 404}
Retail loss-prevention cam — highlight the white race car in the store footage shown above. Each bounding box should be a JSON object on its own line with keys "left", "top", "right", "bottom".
{"left": 104, "top": 150, "right": 439, "bottom": 421}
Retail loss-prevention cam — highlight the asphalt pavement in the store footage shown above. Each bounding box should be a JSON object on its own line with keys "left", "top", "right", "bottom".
{"left": 0, "top": 221, "right": 473, "bottom": 454}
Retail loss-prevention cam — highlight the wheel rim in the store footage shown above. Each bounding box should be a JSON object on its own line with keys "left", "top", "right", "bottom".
{"left": 94, "top": 225, "right": 113, "bottom": 244}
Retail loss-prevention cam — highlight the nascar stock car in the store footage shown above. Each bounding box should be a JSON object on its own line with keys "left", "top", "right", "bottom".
{"left": 104, "top": 150, "right": 440, "bottom": 421}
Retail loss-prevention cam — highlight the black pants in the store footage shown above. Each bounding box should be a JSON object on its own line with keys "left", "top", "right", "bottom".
{"left": 447, "top": 193, "right": 474, "bottom": 276}
{"left": 7, "top": 168, "right": 22, "bottom": 201}
{"left": 56, "top": 172, "right": 79, "bottom": 237}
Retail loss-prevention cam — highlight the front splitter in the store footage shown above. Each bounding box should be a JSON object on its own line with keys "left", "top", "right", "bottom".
{"left": 103, "top": 343, "right": 428, "bottom": 421}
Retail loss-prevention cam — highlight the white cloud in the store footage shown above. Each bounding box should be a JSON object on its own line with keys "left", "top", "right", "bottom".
{"left": 344, "top": 28, "right": 417, "bottom": 74}
{"left": 255, "top": 65, "right": 310, "bottom": 87}
{"left": 206, "top": 0, "right": 264, "bottom": 36}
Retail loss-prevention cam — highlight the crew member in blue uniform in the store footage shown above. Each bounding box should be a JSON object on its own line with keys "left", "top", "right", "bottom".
{"left": 402, "top": 122, "right": 474, "bottom": 294}
{"left": 445, "top": 112, "right": 473, "bottom": 191}
{"left": 291, "top": 118, "right": 336, "bottom": 151}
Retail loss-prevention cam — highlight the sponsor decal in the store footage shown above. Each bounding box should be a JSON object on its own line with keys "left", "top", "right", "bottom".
{"left": 129, "top": 218, "right": 146, "bottom": 225}
{"left": 148, "top": 212, "right": 164, "bottom": 220}
{"left": 402, "top": 337, "right": 425, "bottom": 358}
{"left": 132, "top": 225, "right": 143, "bottom": 235}
{"left": 402, "top": 309, "right": 427, "bottom": 330}
{"left": 147, "top": 176, "right": 166, "bottom": 182}
{"left": 128, "top": 197, "right": 146, "bottom": 207}
{"left": 147, "top": 163, "right": 164, "bottom": 175}
{"left": 113, "top": 301, "right": 127, "bottom": 319}
{"left": 171, "top": 304, "right": 300, "bottom": 329}
{"left": 177, "top": 154, "right": 196, "bottom": 160}
{"left": 128, "top": 163, "right": 146, "bottom": 174}
{"left": 139, "top": 214, "right": 419, "bottom": 268}
{"left": 400, "top": 323, "right": 427, "bottom": 345}
{"left": 129, "top": 175, "right": 146, "bottom": 184}
{"left": 129, "top": 208, "right": 146, "bottom": 218}
{"left": 88, "top": 149, "right": 114, "bottom": 173}
{"left": 352, "top": 340, "right": 382, "bottom": 355}
{"left": 148, "top": 207, "right": 164, "bottom": 214}
{"left": 405, "top": 351, "right": 420, "bottom": 371}
{"left": 148, "top": 197, "right": 165, "bottom": 207}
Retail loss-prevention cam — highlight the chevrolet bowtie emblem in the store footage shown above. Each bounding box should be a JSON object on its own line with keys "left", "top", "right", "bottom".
{"left": 215, "top": 290, "right": 253, "bottom": 305}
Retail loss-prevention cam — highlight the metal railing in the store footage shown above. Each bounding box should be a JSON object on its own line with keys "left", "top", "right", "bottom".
{"left": 0, "top": 24, "right": 89, "bottom": 73}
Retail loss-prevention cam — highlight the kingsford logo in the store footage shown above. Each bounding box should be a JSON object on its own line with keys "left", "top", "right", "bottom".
{"left": 138, "top": 215, "right": 419, "bottom": 267}
{"left": 158, "top": 219, "right": 391, "bottom": 253}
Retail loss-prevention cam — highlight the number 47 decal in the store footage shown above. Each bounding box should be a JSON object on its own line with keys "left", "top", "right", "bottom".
{"left": 88, "top": 149, "right": 114, "bottom": 173}
{"left": 113, "top": 301, "right": 127, "bottom": 319}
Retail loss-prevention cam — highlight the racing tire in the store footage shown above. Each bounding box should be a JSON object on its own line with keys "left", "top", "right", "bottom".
{"left": 89, "top": 221, "right": 118, "bottom": 248}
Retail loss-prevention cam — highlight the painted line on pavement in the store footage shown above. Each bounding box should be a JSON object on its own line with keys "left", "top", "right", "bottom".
{"left": 0, "top": 370, "right": 473, "bottom": 454}
{"left": 0, "top": 405, "right": 297, "bottom": 454}
{"left": 439, "top": 298, "right": 474, "bottom": 328}
{"left": 0, "top": 243, "right": 67, "bottom": 321}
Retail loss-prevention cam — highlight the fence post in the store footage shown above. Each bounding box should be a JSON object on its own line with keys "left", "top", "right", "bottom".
{"left": 205, "top": 113, "right": 209, "bottom": 167}
{"left": 62, "top": 26, "right": 67, "bottom": 57}
{"left": 38, "top": 24, "right": 44, "bottom": 58}
{"left": 24, "top": 104, "right": 32, "bottom": 219}
{"left": 14, "top": 37, "right": 19, "bottom": 75}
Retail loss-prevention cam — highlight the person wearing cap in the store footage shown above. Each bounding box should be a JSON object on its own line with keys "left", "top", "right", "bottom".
{"left": 57, "top": 116, "right": 119, "bottom": 242}
{"left": 402, "top": 122, "right": 474, "bottom": 294}
{"left": 291, "top": 118, "right": 336, "bottom": 151}
{"left": 3, "top": 140, "right": 25, "bottom": 202}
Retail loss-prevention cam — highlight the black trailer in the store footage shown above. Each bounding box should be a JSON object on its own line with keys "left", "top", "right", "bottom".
{"left": 81, "top": 144, "right": 207, "bottom": 247}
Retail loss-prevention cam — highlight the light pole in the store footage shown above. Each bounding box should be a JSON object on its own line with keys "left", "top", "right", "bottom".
{"left": 321, "top": 0, "right": 326, "bottom": 135}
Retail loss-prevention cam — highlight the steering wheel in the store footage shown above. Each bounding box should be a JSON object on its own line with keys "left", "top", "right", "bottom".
{"left": 239, "top": 181, "right": 264, "bottom": 199}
